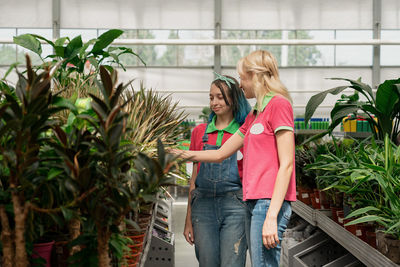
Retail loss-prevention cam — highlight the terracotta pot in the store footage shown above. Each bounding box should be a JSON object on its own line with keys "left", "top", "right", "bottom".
{"left": 311, "top": 189, "right": 321, "bottom": 209}
{"left": 330, "top": 207, "right": 339, "bottom": 223}
{"left": 318, "top": 190, "right": 330, "bottom": 209}
{"left": 127, "top": 242, "right": 144, "bottom": 254}
{"left": 33, "top": 241, "right": 55, "bottom": 267}
{"left": 343, "top": 218, "right": 356, "bottom": 235}
{"left": 376, "top": 232, "right": 400, "bottom": 264}
{"left": 337, "top": 210, "right": 344, "bottom": 226}
{"left": 297, "top": 187, "right": 313, "bottom": 205}
{"left": 127, "top": 234, "right": 145, "bottom": 244}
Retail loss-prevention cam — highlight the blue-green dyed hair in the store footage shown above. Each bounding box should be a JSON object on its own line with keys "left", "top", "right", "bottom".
{"left": 208, "top": 75, "right": 251, "bottom": 125}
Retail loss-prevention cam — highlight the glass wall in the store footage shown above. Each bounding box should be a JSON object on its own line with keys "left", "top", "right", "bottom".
{"left": 0, "top": 0, "right": 399, "bottom": 120}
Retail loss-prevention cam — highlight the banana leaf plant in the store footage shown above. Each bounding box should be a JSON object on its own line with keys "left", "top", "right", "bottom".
{"left": 0, "top": 56, "right": 69, "bottom": 267}
{"left": 304, "top": 78, "right": 400, "bottom": 143}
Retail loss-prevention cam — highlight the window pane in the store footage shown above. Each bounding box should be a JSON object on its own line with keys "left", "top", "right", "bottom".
{"left": 0, "top": 28, "right": 18, "bottom": 64}
{"left": 381, "top": 30, "right": 400, "bottom": 66}
{"left": 221, "top": 30, "right": 256, "bottom": 66}
{"left": 336, "top": 30, "right": 372, "bottom": 66}
{"left": 17, "top": 28, "right": 52, "bottom": 39}
{"left": 294, "top": 30, "right": 334, "bottom": 66}
{"left": 60, "top": 29, "right": 98, "bottom": 40}
{"left": 179, "top": 45, "right": 213, "bottom": 66}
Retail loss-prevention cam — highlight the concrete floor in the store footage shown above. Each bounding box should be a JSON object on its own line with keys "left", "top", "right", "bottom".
{"left": 172, "top": 198, "right": 251, "bottom": 267}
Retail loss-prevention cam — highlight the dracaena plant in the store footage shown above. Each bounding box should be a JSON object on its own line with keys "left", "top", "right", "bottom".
{"left": 0, "top": 55, "right": 68, "bottom": 267}
{"left": 304, "top": 78, "right": 400, "bottom": 144}
{"left": 70, "top": 66, "right": 136, "bottom": 267}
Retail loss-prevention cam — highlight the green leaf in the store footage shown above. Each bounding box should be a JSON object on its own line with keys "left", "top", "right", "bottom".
{"left": 305, "top": 85, "right": 348, "bottom": 126}
{"left": 55, "top": 37, "right": 68, "bottom": 46}
{"left": 330, "top": 104, "right": 359, "bottom": 123}
{"left": 344, "top": 215, "right": 389, "bottom": 226}
{"left": 65, "top": 35, "right": 83, "bottom": 59}
{"left": 91, "top": 29, "right": 123, "bottom": 55}
{"left": 13, "top": 34, "right": 42, "bottom": 55}
{"left": 30, "top": 34, "right": 55, "bottom": 48}
{"left": 60, "top": 206, "right": 74, "bottom": 221}
{"left": 331, "top": 77, "right": 374, "bottom": 100}
{"left": 2, "top": 62, "right": 20, "bottom": 80}
{"left": 48, "top": 168, "right": 64, "bottom": 180}
{"left": 53, "top": 96, "right": 78, "bottom": 114}
{"left": 345, "top": 206, "right": 380, "bottom": 219}
{"left": 375, "top": 78, "right": 400, "bottom": 116}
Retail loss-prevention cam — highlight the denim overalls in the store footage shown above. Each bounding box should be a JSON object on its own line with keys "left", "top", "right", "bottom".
{"left": 191, "top": 128, "right": 249, "bottom": 267}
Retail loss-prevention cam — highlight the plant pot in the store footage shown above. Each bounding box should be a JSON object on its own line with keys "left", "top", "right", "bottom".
{"left": 33, "top": 241, "right": 55, "bottom": 267}
{"left": 366, "top": 230, "right": 377, "bottom": 249}
{"left": 318, "top": 190, "right": 330, "bottom": 209}
{"left": 310, "top": 189, "right": 321, "bottom": 209}
{"left": 297, "top": 187, "right": 313, "bottom": 205}
{"left": 330, "top": 207, "right": 343, "bottom": 224}
{"left": 333, "top": 191, "right": 344, "bottom": 209}
{"left": 337, "top": 210, "right": 344, "bottom": 227}
{"left": 376, "top": 232, "right": 400, "bottom": 264}
{"left": 343, "top": 218, "right": 356, "bottom": 235}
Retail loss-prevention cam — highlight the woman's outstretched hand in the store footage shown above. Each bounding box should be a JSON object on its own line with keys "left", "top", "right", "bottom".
{"left": 168, "top": 148, "right": 192, "bottom": 159}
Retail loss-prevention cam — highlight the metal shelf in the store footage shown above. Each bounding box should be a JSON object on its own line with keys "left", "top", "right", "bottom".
{"left": 292, "top": 201, "right": 399, "bottom": 267}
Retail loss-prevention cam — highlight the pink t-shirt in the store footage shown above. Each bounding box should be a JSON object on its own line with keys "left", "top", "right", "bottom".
{"left": 238, "top": 95, "right": 296, "bottom": 201}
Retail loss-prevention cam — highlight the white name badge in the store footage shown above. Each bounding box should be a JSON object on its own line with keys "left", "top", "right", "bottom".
{"left": 250, "top": 123, "right": 264, "bottom": 134}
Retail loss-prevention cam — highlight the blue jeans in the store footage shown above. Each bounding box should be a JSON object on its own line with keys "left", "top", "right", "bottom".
{"left": 246, "top": 199, "right": 292, "bottom": 267}
{"left": 191, "top": 190, "right": 249, "bottom": 267}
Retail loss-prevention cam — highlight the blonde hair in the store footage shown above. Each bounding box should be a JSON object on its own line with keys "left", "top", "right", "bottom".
{"left": 237, "top": 50, "right": 292, "bottom": 110}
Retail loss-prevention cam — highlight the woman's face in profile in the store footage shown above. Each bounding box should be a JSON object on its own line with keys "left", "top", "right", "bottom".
{"left": 239, "top": 72, "right": 255, "bottom": 99}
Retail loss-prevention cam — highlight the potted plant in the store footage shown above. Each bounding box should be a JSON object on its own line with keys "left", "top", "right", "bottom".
{"left": 304, "top": 78, "right": 400, "bottom": 143}
{"left": 344, "top": 135, "right": 400, "bottom": 263}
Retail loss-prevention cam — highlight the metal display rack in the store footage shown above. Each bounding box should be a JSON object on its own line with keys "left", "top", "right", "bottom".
{"left": 140, "top": 197, "right": 174, "bottom": 267}
{"left": 292, "top": 201, "right": 399, "bottom": 267}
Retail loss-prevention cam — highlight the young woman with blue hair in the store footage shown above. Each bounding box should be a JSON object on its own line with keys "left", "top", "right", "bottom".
{"left": 183, "top": 74, "right": 251, "bottom": 267}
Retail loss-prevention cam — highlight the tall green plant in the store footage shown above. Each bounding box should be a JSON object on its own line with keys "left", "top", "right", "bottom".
{"left": 305, "top": 78, "right": 400, "bottom": 143}
{"left": 0, "top": 56, "right": 67, "bottom": 267}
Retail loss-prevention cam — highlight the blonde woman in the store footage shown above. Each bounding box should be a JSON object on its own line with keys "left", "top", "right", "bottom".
{"left": 174, "top": 50, "right": 296, "bottom": 267}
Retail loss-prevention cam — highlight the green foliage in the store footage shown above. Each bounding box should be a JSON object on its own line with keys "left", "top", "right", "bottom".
{"left": 304, "top": 77, "right": 400, "bottom": 143}
{"left": 199, "top": 106, "right": 211, "bottom": 123}
{"left": 13, "top": 29, "right": 145, "bottom": 87}
{"left": 124, "top": 84, "right": 187, "bottom": 153}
